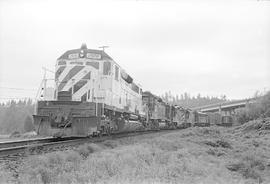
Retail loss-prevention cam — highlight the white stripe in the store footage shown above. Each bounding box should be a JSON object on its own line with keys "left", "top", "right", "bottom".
{"left": 72, "top": 81, "right": 90, "bottom": 100}
{"left": 57, "top": 66, "right": 72, "bottom": 83}
{"left": 62, "top": 68, "right": 88, "bottom": 91}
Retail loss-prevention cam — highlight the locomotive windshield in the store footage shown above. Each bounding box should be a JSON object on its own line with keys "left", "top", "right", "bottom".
{"left": 58, "top": 60, "right": 66, "bottom": 65}
{"left": 103, "top": 61, "right": 111, "bottom": 75}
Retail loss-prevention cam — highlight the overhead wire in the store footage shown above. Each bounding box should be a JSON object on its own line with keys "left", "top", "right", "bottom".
{"left": 0, "top": 87, "right": 37, "bottom": 91}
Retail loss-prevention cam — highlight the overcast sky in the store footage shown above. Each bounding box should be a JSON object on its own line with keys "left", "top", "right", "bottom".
{"left": 0, "top": 0, "right": 269, "bottom": 101}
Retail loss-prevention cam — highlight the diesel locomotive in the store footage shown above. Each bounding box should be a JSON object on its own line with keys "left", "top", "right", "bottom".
{"left": 33, "top": 44, "right": 208, "bottom": 137}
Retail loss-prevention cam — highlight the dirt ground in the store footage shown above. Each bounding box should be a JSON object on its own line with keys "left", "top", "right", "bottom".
{"left": 1, "top": 118, "right": 270, "bottom": 184}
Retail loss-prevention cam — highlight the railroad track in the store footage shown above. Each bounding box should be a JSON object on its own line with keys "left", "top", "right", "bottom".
{"left": 0, "top": 137, "right": 85, "bottom": 157}
{"left": 0, "top": 129, "right": 178, "bottom": 160}
{"left": 0, "top": 136, "right": 81, "bottom": 150}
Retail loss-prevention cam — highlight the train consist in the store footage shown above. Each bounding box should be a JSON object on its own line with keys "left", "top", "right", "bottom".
{"left": 33, "top": 44, "right": 229, "bottom": 137}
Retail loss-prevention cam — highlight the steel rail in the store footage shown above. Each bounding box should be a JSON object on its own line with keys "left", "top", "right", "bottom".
{"left": 0, "top": 137, "right": 82, "bottom": 149}
{"left": 0, "top": 129, "right": 177, "bottom": 158}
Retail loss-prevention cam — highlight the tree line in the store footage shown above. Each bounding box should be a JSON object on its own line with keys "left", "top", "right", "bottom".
{"left": 0, "top": 99, "right": 35, "bottom": 134}
{"left": 160, "top": 91, "right": 227, "bottom": 108}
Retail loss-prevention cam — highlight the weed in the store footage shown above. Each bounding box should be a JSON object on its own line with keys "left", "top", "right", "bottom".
{"left": 76, "top": 143, "right": 102, "bottom": 158}
{"left": 102, "top": 140, "right": 120, "bottom": 148}
{"left": 206, "top": 148, "right": 226, "bottom": 157}
{"left": 197, "top": 127, "right": 221, "bottom": 136}
{"left": 204, "top": 139, "right": 231, "bottom": 149}
{"left": 0, "top": 164, "right": 14, "bottom": 184}
{"left": 227, "top": 162, "right": 245, "bottom": 172}
{"left": 226, "top": 154, "right": 267, "bottom": 183}
{"left": 204, "top": 140, "right": 219, "bottom": 147}
{"left": 216, "top": 139, "right": 232, "bottom": 149}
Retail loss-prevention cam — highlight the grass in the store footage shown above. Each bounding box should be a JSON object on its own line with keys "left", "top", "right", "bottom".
{"left": 0, "top": 165, "right": 14, "bottom": 184}
{"left": 1, "top": 119, "right": 270, "bottom": 184}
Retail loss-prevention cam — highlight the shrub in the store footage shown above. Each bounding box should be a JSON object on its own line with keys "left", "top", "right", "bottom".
{"left": 216, "top": 139, "right": 232, "bottom": 149}
{"left": 9, "top": 131, "right": 21, "bottom": 138}
{"left": 18, "top": 151, "right": 82, "bottom": 184}
{"left": 226, "top": 154, "right": 266, "bottom": 183}
{"left": 76, "top": 143, "right": 102, "bottom": 158}
{"left": 204, "top": 139, "right": 231, "bottom": 149}
{"left": 193, "top": 127, "right": 221, "bottom": 137}
{"left": 23, "top": 115, "right": 35, "bottom": 133}
{"left": 236, "top": 91, "right": 270, "bottom": 124}
{"left": 206, "top": 148, "right": 226, "bottom": 157}
{"left": 102, "top": 140, "right": 119, "bottom": 148}
{"left": 240, "top": 118, "right": 270, "bottom": 134}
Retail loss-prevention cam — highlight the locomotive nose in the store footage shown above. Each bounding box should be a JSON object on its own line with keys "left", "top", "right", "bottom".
{"left": 57, "top": 91, "right": 72, "bottom": 101}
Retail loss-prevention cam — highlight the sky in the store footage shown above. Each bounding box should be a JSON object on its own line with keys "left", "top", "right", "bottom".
{"left": 0, "top": 0, "right": 269, "bottom": 102}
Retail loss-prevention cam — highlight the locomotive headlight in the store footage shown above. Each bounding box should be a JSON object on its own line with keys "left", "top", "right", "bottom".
{"left": 80, "top": 50, "right": 84, "bottom": 58}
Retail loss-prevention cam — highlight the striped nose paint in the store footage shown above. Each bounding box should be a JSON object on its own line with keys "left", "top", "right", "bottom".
{"left": 73, "top": 72, "right": 91, "bottom": 94}
{"left": 55, "top": 66, "right": 66, "bottom": 80}
{"left": 58, "top": 65, "right": 84, "bottom": 91}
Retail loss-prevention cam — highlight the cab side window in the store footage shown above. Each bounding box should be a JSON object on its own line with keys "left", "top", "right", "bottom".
{"left": 103, "top": 61, "right": 111, "bottom": 75}
{"left": 115, "top": 66, "right": 119, "bottom": 80}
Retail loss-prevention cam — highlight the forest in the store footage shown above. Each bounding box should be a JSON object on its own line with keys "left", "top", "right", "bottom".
{"left": 0, "top": 99, "right": 34, "bottom": 134}
{"left": 160, "top": 91, "right": 227, "bottom": 108}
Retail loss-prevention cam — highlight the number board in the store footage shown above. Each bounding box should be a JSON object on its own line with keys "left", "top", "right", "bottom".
{"left": 68, "top": 53, "right": 79, "bottom": 59}
{"left": 86, "top": 53, "right": 102, "bottom": 59}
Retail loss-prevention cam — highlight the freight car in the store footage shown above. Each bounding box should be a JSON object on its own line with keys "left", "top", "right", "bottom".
{"left": 207, "top": 113, "right": 233, "bottom": 127}
{"left": 191, "top": 111, "right": 210, "bottom": 127}
{"left": 220, "top": 115, "right": 234, "bottom": 127}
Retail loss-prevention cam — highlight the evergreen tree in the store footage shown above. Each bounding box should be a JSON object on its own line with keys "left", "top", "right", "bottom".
{"left": 161, "top": 91, "right": 228, "bottom": 108}
{"left": 0, "top": 98, "right": 35, "bottom": 134}
{"left": 23, "top": 115, "right": 35, "bottom": 132}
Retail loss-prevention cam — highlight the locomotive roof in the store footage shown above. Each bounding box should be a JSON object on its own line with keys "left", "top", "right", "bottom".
{"left": 143, "top": 91, "right": 163, "bottom": 101}
{"left": 57, "top": 44, "right": 142, "bottom": 88}
{"left": 57, "top": 44, "right": 113, "bottom": 60}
